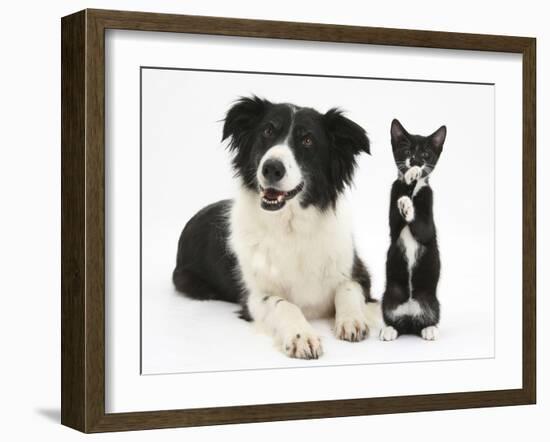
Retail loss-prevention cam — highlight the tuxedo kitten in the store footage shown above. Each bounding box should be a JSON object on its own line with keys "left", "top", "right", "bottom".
{"left": 380, "top": 119, "right": 447, "bottom": 341}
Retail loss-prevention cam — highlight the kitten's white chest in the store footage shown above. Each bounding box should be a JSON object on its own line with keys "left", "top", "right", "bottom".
{"left": 399, "top": 226, "right": 420, "bottom": 270}
{"left": 399, "top": 180, "right": 427, "bottom": 278}
{"left": 399, "top": 225, "right": 424, "bottom": 295}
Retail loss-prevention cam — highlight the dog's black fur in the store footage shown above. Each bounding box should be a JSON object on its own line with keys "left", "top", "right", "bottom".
{"left": 173, "top": 96, "right": 373, "bottom": 317}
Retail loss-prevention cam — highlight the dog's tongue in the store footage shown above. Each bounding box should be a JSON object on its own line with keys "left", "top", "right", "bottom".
{"left": 263, "top": 188, "right": 285, "bottom": 200}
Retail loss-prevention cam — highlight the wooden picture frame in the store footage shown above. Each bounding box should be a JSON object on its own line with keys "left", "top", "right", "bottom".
{"left": 61, "top": 8, "right": 536, "bottom": 433}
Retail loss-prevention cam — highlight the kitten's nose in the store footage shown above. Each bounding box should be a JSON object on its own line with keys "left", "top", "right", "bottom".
{"left": 410, "top": 157, "right": 423, "bottom": 167}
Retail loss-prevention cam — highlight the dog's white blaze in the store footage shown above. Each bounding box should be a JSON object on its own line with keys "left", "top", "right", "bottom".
{"left": 230, "top": 187, "right": 355, "bottom": 320}
{"left": 257, "top": 144, "right": 303, "bottom": 192}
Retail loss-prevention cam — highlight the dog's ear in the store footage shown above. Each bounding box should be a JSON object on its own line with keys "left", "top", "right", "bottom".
{"left": 323, "top": 109, "right": 370, "bottom": 191}
{"left": 323, "top": 109, "right": 370, "bottom": 156}
{"left": 222, "top": 96, "right": 270, "bottom": 150}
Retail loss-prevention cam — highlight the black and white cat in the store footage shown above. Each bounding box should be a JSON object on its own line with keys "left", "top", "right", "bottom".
{"left": 380, "top": 119, "right": 447, "bottom": 341}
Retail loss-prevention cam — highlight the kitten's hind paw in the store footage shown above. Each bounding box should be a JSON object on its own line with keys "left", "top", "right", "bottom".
{"left": 397, "top": 196, "right": 415, "bottom": 222}
{"left": 421, "top": 326, "right": 439, "bottom": 341}
{"left": 404, "top": 166, "right": 422, "bottom": 185}
{"left": 379, "top": 326, "right": 398, "bottom": 341}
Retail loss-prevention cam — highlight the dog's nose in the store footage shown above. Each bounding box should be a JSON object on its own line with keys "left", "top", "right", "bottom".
{"left": 262, "top": 159, "right": 286, "bottom": 183}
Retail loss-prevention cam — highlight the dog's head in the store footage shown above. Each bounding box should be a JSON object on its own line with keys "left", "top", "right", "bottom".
{"left": 222, "top": 96, "right": 370, "bottom": 211}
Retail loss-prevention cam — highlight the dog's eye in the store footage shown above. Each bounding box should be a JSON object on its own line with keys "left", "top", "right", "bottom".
{"left": 302, "top": 136, "right": 313, "bottom": 147}
{"left": 263, "top": 125, "right": 274, "bottom": 137}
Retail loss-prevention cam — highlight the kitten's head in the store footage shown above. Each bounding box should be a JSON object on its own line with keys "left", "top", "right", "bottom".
{"left": 390, "top": 119, "right": 446, "bottom": 179}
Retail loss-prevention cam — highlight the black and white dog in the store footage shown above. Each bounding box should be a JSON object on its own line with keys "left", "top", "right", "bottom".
{"left": 173, "top": 96, "right": 378, "bottom": 359}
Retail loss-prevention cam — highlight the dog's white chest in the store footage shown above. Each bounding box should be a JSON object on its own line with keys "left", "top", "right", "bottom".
{"left": 250, "top": 237, "right": 338, "bottom": 303}
{"left": 230, "top": 192, "right": 354, "bottom": 319}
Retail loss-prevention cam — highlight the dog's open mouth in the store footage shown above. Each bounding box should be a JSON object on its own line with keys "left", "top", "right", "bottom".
{"left": 260, "top": 182, "right": 304, "bottom": 211}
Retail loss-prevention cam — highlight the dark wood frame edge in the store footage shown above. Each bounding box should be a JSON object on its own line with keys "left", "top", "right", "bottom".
{"left": 61, "top": 8, "right": 536, "bottom": 433}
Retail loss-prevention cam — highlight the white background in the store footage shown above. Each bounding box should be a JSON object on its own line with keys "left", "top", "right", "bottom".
{"left": 141, "top": 67, "right": 496, "bottom": 374}
{"left": 0, "top": 0, "right": 547, "bottom": 441}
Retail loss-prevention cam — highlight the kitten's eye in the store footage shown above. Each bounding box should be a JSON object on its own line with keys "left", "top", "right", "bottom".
{"left": 263, "top": 124, "right": 274, "bottom": 137}
{"left": 403, "top": 149, "right": 411, "bottom": 156}
{"left": 302, "top": 135, "right": 313, "bottom": 147}
{"left": 421, "top": 151, "right": 430, "bottom": 159}
{"left": 399, "top": 142, "right": 410, "bottom": 150}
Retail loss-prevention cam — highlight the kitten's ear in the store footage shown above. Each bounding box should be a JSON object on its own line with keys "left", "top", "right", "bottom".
{"left": 390, "top": 119, "right": 408, "bottom": 146}
{"left": 222, "top": 96, "right": 270, "bottom": 148}
{"left": 430, "top": 125, "right": 447, "bottom": 153}
{"left": 323, "top": 108, "right": 370, "bottom": 155}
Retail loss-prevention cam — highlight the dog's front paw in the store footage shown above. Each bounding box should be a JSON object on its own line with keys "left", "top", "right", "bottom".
{"left": 283, "top": 330, "right": 323, "bottom": 359}
{"left": 397, "top": 196, "right": 415, "bottom": 222}
{"left": 404, "top": 166, "right": 422, "bottom": 185}
{"left": 335, "top": 316, "right": 370, "bottom": 342}
{"left": 379, "top": 326, "right": 398, "bottom": 341}
{"left": 421, "top": 325, "right": 439, "bottom": 341}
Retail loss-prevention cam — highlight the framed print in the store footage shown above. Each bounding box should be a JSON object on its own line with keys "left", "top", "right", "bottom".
{"left": 61, "top": 9, "right": 536, "bottom": 433}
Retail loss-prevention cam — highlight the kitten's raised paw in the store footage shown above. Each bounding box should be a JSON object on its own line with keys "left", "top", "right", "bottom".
{"left": 421, "top": 326, "right": 439, "bottom": 341}
{"left": 404, "top": 166, "right": 422, "bottom": 185}
{"left": 379, "top": 326, "right": 398, "bottom": 341}
{"left": 397, "top": 196, "right": 415, "bottom": 222}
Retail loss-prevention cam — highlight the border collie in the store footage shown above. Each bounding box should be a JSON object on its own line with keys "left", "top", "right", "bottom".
{"left": 173, "top": 96, "right": 378, "bottom": 359}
